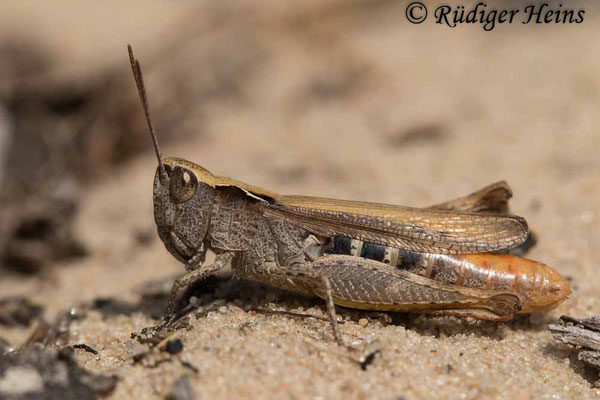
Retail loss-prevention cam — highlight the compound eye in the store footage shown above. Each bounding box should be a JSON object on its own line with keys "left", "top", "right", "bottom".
{"left": 170, "top": 167, "right": 198, "bottom": 203}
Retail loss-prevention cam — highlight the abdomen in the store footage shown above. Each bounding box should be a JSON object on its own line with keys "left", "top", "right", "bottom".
{"left": 401, "top": 251, "right": 571, "bottom": 312}
{"left": 325, "top": 236, "right": 570, "bottom": 313}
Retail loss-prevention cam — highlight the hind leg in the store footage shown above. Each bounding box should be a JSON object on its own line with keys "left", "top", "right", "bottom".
{"left": 260, "top": 254, "right": 520, "bottom": 345}
{"left": 303, "top": 255, "right": 522, "bottom": 321}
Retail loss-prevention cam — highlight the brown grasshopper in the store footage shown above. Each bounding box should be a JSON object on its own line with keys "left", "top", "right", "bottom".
{"left": 127, "top": 46, "right": 570, "bottom": 346}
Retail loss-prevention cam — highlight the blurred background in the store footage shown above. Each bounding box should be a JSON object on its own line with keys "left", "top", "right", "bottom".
{"left": 0, "top": 1, "right": 598, "bottom": 399}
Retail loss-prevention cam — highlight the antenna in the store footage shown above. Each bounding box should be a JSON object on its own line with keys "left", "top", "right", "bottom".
{"left": 127, "top": 44, "right": 167, "bottom": 179}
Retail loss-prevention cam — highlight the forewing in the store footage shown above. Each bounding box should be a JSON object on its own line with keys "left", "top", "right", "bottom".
{"left": 265, "top": 195, "right": 528, "bottom": 254}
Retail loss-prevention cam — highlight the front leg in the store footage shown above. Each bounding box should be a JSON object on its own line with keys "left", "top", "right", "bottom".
{"left": 133, "top": 252, "right": 233, "bottom": 343}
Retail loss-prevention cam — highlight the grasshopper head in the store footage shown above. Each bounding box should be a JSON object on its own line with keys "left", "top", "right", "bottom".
{"left": 127, "top": 45, "right": 217, "bottom": 268}
{"left": 152, "top": 158, "right": 217, "bottom": 267}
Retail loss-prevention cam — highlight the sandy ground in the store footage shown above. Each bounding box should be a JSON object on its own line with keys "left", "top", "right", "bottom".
{"left": 1, "top": 1, "right": 600, "bottom": 399}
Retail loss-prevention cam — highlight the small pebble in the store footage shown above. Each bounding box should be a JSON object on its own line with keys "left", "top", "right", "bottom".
{"left": 218, "top": 306, "right": 228, "bottom": 314}
{"left": 163, "top": 338, "right": 184, "bottom": 355}
{"left": 358, "top": 318, "right": 369, "bottom": 327}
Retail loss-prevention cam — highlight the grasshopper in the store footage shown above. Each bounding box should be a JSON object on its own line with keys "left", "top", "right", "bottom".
{"left": 127, "top": 46, "right": 570, "bottom": 345}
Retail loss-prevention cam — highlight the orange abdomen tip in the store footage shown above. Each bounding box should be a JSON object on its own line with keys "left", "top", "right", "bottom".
{"left": 455, "top": 253, "right": 571, "bottom": 313}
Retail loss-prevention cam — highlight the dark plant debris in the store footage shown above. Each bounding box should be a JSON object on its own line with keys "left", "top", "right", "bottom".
{"left": 0, "top": 297, "right": 42, "bottom": 327}
{"left": 549, "top": 315, "right": 600, "bottom": 387}
{"left": 23, "top": 306, "right": 86, "bottom": 348}
{"left": 73, "top": 343, "right": 99, "bottom": 355}
{"left": 0, "top": 346, "right": 117, "bottom": 400}
{"left": 359, "top": 349, "right": 381, "bottom": 370}
{"left": 1, "top": 205, "right": 88, "bottom": 274}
